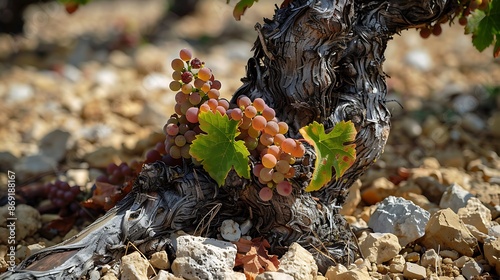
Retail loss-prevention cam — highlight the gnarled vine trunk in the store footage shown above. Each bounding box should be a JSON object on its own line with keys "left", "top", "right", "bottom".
{"left": 2, "top": 0, "right": 459, "bottom": 279}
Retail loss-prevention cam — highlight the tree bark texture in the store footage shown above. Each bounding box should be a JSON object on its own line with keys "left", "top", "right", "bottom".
{"left": 2, "top": 0, "right": 459, "bottom": 279}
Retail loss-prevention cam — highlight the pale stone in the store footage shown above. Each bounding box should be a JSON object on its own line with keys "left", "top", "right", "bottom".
{"left": 454, "top": 256, "right": 469, "bottom": 268}
{"left": 405, "top": 252, "right": 420, "bottom": 262}
{"left": 403, "top": 262, "right": 426, "bottom": 279}
{"left": 439, "top": 250, "right": 459, "bottom": 260}
{"left": 457, "top": 197, "right": 491, "bottom": 234}
{"left": 334, "top": 268, "right": 371, "bottom": 280}
{"left": 483, "top": 238, "right": 500, "bottom": 275}
{"left": 121, "top": 251, "right": 149, "bottom": 280}
{"left": 439, "top": 183, "right": 473, "bottom": 213}
{"left": 340, "top": 179, "right": 362, "bottom": 216}
{"left": 489, "top": 225, "right": 500, "bottom": 238}
{"left": 13, "top": 154, "right": 57, "bottom": 180}
{"left": 0, "top": 204, "right": 41, "bottom": 243}
{"left": 83, "top": 147, "right": 121, "bottom": 169}
{"left": 420, "top": 249, "right": 441, "bottom": 268}
{"left": 171, "top": 235, "right": 237, "bottom": 280}
{"left": 39, "top": 129, "right": 72, "bottom": 162}
{"left": 101, "top": 273, "right": 119, "bottom": 280}
{"left": 325, "top": 263, "right": 348, "bottom": 279}
{"left": 461, "top": 260, "right": 483, "bottom": 280}
{"left": 361, "top": 177, "right": 396, "bottom": 205}
{"left": 465, "top": 224, "right": 489, "bottom": 243}
{"left": 359, "top": 232, "right": 401, "bottom": 264}
{"left": 220, "top": 219, "right": 241, "bottom": 242}
{"left": 278, "top": 243, "right": 317, "bottom": 280}
{"left": 368, "top": 196, "right": 429, "bottom": 246}
{"left": 149, "top": 251, "right": 170, "bottom": 270}
{"left": 255, "top": 271, "right": 294, "bottom": 280}
{"left": 151, "top": 270, "right": 184, "bottom": 280}
{"left": 421, "top": 209, "right": 478, "bottom": 256}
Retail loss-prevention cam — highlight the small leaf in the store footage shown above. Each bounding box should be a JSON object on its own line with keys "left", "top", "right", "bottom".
{"left": 190, "top": 111, "right": 250, "bottom": 186}
{"left": 230, "top": 0, "right": 259, "bottom": 20}
{"left": 299, "top": 121, "right": 357, "bottom": 192}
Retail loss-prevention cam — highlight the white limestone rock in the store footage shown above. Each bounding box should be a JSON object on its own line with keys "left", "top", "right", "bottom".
{"left": 278, "top": 243, "right": 318, "bottom": 280}
{"left": 358, "top": 232, "right": 401, "bottom": 264}
{"left": 220, "top": 219, "right": 241, "bottom": 242}
{"left": 171, "top": 235, "right": 237, "bottom": 280}
{"left": 461, "top": 259, "right": 483, "bottom": 280}
{"left": 368, "top": 196, "right": 429, "bottom": 246}
{"left": 457, "top": 197, "right": 492, "bottom": 234}
{"left": 439, "top": 183, "right": 473, "bottom": 213}
{"left": 255, "top": 271, "right": 294, "bottom": 280}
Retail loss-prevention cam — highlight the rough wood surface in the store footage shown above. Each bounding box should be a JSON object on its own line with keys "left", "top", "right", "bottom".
{"left": 2, "top": 0, "right": 460, "bottom": 278}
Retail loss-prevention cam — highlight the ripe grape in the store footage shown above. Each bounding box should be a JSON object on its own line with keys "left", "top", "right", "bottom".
{"left": 262, "top": 153, "right": 277, "bottom": 168}
{"left": 259, "top": 187, "right": 273, "bottom": 201}
{"left": 164, "top": 123, "right": 179, "bottom": 136}
{"left": 261, "top": 107, "right": 276, "bottom": 121}
{"left": 253, "top": 163, "right": 264, "bottom": 177}
{"left": 244, "top": 136, "right": 259, "bottom": 150}
{"left": 264, "top": 121, "right": 279, "bottom": 136}
{"left": 175, "top": 91, "right": 188, "bottom": 103}
{"left": 291, "top": 143, "right": 306, "bottom": 158}
{"left": 275, "top": 160, "right": 290, "bottom": 174}
{"left": 171, "top": 59, "right": 185, "bottom": 71}
{"left": 266, "top": 145, "right": 280, "bottom": 158}
{"left": 276, "top": 181, "right": 292, "bottom": 196}
{"left": 248, "top": 126, "right": 261, "bottom": 138}
{"left": 191, "top": 58, "right": 202, "bottom": 69}
{"left": 206, "top": 98, "right": 218, "bottom": 111}
{"left": 277, "top": 122, "right": 288, "bottom": 134}
{"left": 172, "top": 71, "right": 182, "bottom": 81}
{"left": 218, "top": 99, "right": 230, "bottom": 110}
{"left": 237, "top": 96, "right": 252, "bottom": 108}
{"left": 169, "top": 81, "right": 182, "bottom": 91}
{"left": 216, "top": 106, "right": 226, "bottom": 115}
{"left": 281, "top": 138, "right": 296, "bottom": 154}
{"left": 259, "top": 133, "right": 274, "bottom": 146}
{"left": 458, "top": 16, "right": 468, "bottom": 26}
{"left": 200, "top": 103, "right": 211, "bottom": 112}
{"left": 184, "top": 130, "right": 197, "bottom": 143}
{"left": 181, "top": 72, "right": 193, "bottom": 83}
{"left": 189, "top": 92, "right": 202, "bottom": 105}
{"left": 169, "top": 145, "right": 182, "bottom": 159}
{"left": 175, "top": 135, "right": 187, "bottom": 147}
{"left": 272, "top": 172, "right": 285, "bottom": 184}
{"left": 201, "top": 83, "right": 211, "bottom": 93}
{"left": 186, "top": 107, "right": 199, "bottom": 123}
{"left": 419, "top": 27, "right": 431, "bottom": 39}
{"left": 145, "top": 149, "right": 162, "bottom": 163}
{"left": 253, "top": 98, "right": 266, "bottom": 112}
{"left": 259, "top": 168, "right": 274, "bottom": 182}
{"left": 208, "top": 89, "right": 220, "bottom": 99}
{"left": 198, "top": 68, "right": 212, "bottom": 81}
{"left": 244, "top": 105, "right": 257, "bottom": 118}
{"left": 180, "top": 144, "right": 191, "bottom": 159}
{"left": 193, "top": 78, "right": 205, "bottom": 89}
{"left": 179, "top": 48, "right": 193, "bottom": 61}
{"left": 211, "top": 80, "right": 222, "bottom": 90}
{"left": 252, "top": 115, "right": 267, "bottom": 131}
{"left": 431, "top": 24, "right": 442, "bottom": 36}
{"left": 182, "top": 83, "right": 193, "bottom": 94}
{"left": 230, "top": 108, "right": 243, "bottom": 121}
{"left": 274, "top": 134, "right": 286, "bottom": 146}
{"left": 240, "top": 116, "right": 252, "bottom": 130}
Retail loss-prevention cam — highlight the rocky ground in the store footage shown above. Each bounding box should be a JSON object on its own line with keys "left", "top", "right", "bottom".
{"left": 0, "top": 0, "right": 499, "bottom": 279}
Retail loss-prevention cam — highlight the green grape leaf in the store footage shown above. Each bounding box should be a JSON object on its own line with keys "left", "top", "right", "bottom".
{"left": 190, "top": 111, "right": 250, "bottom": 186}
{"left": 228, "top": 0, "right": 259, "bottom": 20}
{"left": 468, "top": 1, "right": 500, "bottom": 52}
{"left": 299, "top": 121, "right": 357, "bottom": 192}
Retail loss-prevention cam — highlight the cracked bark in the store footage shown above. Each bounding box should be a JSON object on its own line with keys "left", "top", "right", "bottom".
{"left": 2, "top": 0, "right": 459, "bottom": 279}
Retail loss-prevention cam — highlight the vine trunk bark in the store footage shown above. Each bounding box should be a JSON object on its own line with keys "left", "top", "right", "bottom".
{"left": 3, "top": 0, "right": 459, "bottom": 279}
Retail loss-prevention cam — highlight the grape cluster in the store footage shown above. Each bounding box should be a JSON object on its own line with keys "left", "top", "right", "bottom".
{"left": 419, "top": 0, "right": 490, "bottom": 38}
{"left": 44, "top": 180, "right": 82, "bottom": 209}
{"left": 164, "top": 49, "right": 305, "bottom": 202}
{"left": 230, "top": 96, "right": 304, "bottom": 201}
{"left": 165, "top": 49, "right": 225, "bottom": 161}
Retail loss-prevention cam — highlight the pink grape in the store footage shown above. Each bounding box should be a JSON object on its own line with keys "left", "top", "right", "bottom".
{"left": 276, "top": 181, "right": 292, "bottom": 196}
{"left": 186, "top": 107, "right": 199, "bottom": 123}
{"left": 179, "top": 48, "right": 192, "bottom": 61}
{"left": 262, "top": 153, "right": 277, "bottom": 169}
{"left": 259, "top": 187, "right": 273, "bottom": 201}
{"left": 252, "top": 115, "right": 267, "bottom": 131}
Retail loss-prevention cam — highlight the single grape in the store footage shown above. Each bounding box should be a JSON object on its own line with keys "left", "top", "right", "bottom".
{"left": 175, "top": 135, "right": 187, "bottom": 147}
{"left": 171, "top": 59, "right": 185, "bottom": 71}
{"left": 252, "top": 115, "right": 267, "bottom": 131}
{"left": 201, "top": 83, "right": 211, "bottom": 93}
{"left": 206, "top": 98, "right": 218, "bottom": 111}
{"left": 281, "top": 138, "right": 296, "bottom": 154}
{"left": 253, "top": 163, "right": 264, "bottom": 177}
{"left": 259, "top": 167, "right": 274, "bottom": 182}
{"left": 261, "top": 107, "right": 276, "bottom": 121}
{"left": 267, "top": 145, "right": 280, "bottom": 158}
{"left": 180, "top": 144, "right": 191, "bottom": 159}
{"left": 164, "top": 123, "right": 179, "bottom": 136}
{"left": 419, "top": 27, "right": 431, "bottom": 39}
{"left": 277, "top": 122, "right": 288, "bottom": 134}
{"left": 179, "top": 123, "right": 190, "bottom": 134}
{"left": 431, "top": 24, "right": 442, "bottom": 36}
{"left": 184, "top": 130, "right": 197, "bottom": 143}
{"left": 200, "top": 103, "right": 211, "bottom": 112}
{"left": 169, "top": 81, "right": 182, "bottom": 91}
{"left": 186, "top": 107, "right": 199, "bottom": 124}
{"left": 107, "top": 163, "right": 119, "bottom": 175}
{"left": 275, "top": 160, "right": 290, "bottom": 174}
{"left": 182, "top": 83, "right": 193, "bottom": 94}
{"left": 240, "top": 116, "right": 252, "bottom": 130}
{"left": 273, "top": 133, "right": 286, "bottom": 146}
{"left": 218, "top": 99, "right": 230, "bottom": 110}
{"left": 244, "top": 106, "right": 258, "bottom": 118}
{"left": 458, "top": 16, "right": 468, "bottom": 26}
{"left": 262, "top": 153, "right": 277, "bottom": 168}
{"left": 145, "top": 149, "right": 162, "bottom": 163}
{"left": 191, "top": 58, "right": 202, "bottom": 69}
{"left": 276, "top": 181, "right": 292, "bottom": 196}
{"left": 244, "top": 136, "right": 259, "bottom": 150}
{"left": 169, "top": 145, "right": 182, "bottom": 159}
{"left": 264, "top": 121, "right": 279, "bottom": 136}
{"left": 179, "top": 48, "right": 193, "bottom": 61}
{"left": 193, "top": 78, "right": 205, "bottom": 89}
{"left": 180, "top": 101, "right": 192, "bottom": 115}
{"left": 237, "top": 95, "right": 252, "bottom": 108}
{"left": 207, "top": 89, "right": 220, "bottom": 99}
{"left": 291, "top": 143, "right": 306, "bottom": 158}
{"left": 175, "top": 91, "right": 188, "bottom": 103}
{"left": 172, "top": 71, "right": 182, "bottom": 81}
{"left": 272, "top": 172, "right": 285, "bottom": 184}
{"left": 248, "top": 126, "right": 261, "bottom": 139}
{"left": 259, "top": 133, "right": 274, "bottom": 147}
{"left": 211, "top": 80, "right": 222, "bottom": 90}
{"left": 259, "top": 187, "right": 273, "bottom": 201}
{"left": 253, "top": 98, "right": 266, "bottom": 112}
{"left": 216, "top": 106, "right": 226, "bottom": 115}
{"left": 198, "top": 68, "right": 212, "bottom": 82}
{"left": 189, "top": 92, "right": 202, "bottom": 105}
{"left": 230, "top": 108, "right": 243, "bottom": 121}
{"left": 181, "top": 72, "right": 193, "bottom": 84}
